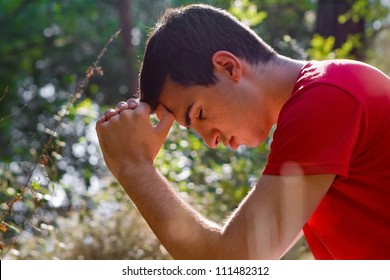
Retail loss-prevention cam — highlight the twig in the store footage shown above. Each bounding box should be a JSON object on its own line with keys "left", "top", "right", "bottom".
{"left": 0, "top": 87, "right": 8, "bottom": 102}
{"left": 0, "top": 103, "right": 28, "bottom": 122}
{"left": 0, "top": 29, "right": 121, "bottom": 259}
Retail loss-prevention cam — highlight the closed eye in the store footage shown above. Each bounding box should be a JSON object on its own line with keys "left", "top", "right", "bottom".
{"left": 198, "top": 109, "right": 203, "bottom": 120}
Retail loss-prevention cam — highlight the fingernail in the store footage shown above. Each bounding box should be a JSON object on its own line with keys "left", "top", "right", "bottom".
{"left": 105, "top": 108, "right": 117, "bottom": 119}
{"left": 98, "top": 115, "right": 107, "bottom": 123}
{"left": 127, "top": 99, "right": 139, "bottom": 109}
{"left": 116, "top": 101, "right": 128, "bottom": 111}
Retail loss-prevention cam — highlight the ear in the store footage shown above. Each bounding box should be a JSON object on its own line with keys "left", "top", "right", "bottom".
{"left": 211, "top": 51, "right": 242, "bottom": 81}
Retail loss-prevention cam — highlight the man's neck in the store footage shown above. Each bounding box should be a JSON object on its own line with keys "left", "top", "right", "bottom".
{"left": 255, "top": 55, "right": 306, "bottom": 123}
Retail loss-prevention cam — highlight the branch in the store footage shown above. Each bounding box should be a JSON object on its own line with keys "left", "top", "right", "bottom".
{"left": 0, "top": 29, "right": 122, "bottom": 259}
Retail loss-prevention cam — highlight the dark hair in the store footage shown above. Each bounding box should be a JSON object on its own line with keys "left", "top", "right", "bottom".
{"left": 138, "top": 4, "right": 277, "bottom": 111}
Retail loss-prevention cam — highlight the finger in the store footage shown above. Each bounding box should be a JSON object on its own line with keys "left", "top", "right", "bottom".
{"left": 105, "top": 108, "right": 118, "bottom": 120}
{"left": 115, "top": 101, "right": 129, "bottom": 112}
{"left": 126, "top": 98, "right": 140, "bottom": 110}
{"left": 97, "top": 114, "right": 108, "bottom": 124}
{"left": 155, "top": 104, "right": 174, "bottom": 136}
{"left": 137, "top": 102, "right": 152, "bottom": 115}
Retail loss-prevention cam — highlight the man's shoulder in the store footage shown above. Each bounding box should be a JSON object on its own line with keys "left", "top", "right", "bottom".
{"left": 298, "top": 59, "right": 388, "bottom": 87}
{"left": 298, "top": 59, "right": 373, "bottom": 84}
{"left": 293, "top": 59, "right": 390, "bottom": 105}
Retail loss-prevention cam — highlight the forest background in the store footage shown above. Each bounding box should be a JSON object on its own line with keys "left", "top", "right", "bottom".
{"left": 0, "top": 0, "right": 389, "bottom": 260}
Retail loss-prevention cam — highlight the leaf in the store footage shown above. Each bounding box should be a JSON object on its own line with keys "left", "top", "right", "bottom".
{"left": 75, "top": 98, "right": 93, "bottom": 115}
{"left": 0, "top": 222, "right": 7, "bottom": 233}
{"left": 5, "top": 223, "right": 20, "bottom": 234}
{"left": 229, "top": 0, "right": 267, "bottom": 27}
{"left": 96, "top": 67, "right": 104, "bottom": 76}
{"left": 31, "top": 181, "right": 41, "bottom": 191}
{"left": 86, "top": 67, "right": 94, "bottom": 78}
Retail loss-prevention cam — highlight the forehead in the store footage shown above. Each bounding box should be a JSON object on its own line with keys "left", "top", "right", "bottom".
{"left": 159, "top": 78, "right": 195, "bottom": 126}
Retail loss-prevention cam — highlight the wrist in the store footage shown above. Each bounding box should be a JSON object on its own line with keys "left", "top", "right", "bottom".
{"left": 115, "top": 161, "right": 157, "bottom": 187}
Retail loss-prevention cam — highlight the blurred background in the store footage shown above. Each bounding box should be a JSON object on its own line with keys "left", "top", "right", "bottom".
{"left": 0, "top": 0, "right": 389, "bottom": 260}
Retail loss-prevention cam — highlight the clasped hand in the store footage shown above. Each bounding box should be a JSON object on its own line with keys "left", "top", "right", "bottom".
{"left": 95, "top": 98, "right": 174, "bottom": 179}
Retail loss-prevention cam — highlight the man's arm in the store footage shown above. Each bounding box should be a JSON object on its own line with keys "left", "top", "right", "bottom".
{"left": 118, "top": 165, "right": 333, "bottom": 259}
{"left": 221, "top": 173, "right": 334, "bottom": 259}
{"left": 96, "top": 102, "right": 334, "bottom": 259}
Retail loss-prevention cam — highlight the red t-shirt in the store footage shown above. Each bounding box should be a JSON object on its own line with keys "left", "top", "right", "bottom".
{"left": 263, "top": 60, "right": 390, "bottom": 259}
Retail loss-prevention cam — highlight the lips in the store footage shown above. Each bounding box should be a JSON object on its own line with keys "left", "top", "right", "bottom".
{"left": 221, "top": 136, "right": 238, "bottom": 150}
{"left": 229, "top": 137, "right": 239, "bottom": 150}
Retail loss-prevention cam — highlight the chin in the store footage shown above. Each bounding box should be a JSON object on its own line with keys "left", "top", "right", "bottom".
{"left": 240, "top": 132, "right": 267, "bottom": 148}
{"left": 244, "top": 139, "right": 262, "bottom": 148}
{"left": 248, "top": 143, "right": 261, "bottom": 148}
{"left": 251, "top": 136, "right": 267, "bottom": 147}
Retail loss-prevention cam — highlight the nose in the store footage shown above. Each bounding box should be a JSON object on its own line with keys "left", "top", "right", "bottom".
{"left": 194, "top": 127, "right": 219, "bottom": 149}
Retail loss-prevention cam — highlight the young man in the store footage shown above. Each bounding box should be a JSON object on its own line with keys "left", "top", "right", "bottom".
{"left": 96, "top": 4, "right": 390, "bottom": 259}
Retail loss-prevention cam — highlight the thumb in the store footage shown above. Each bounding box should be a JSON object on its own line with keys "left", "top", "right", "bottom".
{"left": 155, "top": 104, "right": 174, "bottom": 136}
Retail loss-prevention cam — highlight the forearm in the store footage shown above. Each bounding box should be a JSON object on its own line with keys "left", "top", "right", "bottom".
{"left": 117, "top": 164, "right": 224, "bottom": 259}
{"left": 95, "top": 103, "right": 249, "bottom": 258}
{"left": 96, "top": 103, "right": 245, "bottom": 259}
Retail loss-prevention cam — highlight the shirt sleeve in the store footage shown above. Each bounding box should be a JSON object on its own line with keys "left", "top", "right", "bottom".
{"left": 263, "top": 83, "right": 365, "bottom": 178}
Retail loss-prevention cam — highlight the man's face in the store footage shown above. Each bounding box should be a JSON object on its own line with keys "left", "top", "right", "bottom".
{"left": 158, "top": 76, "right": 273, "bottom": 150}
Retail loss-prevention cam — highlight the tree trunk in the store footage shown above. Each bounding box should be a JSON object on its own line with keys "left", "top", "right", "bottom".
{"left": 316, "top": 0, "right": 365, "bottom": 60}
{"left": 117, "top": 0, "right": 138, "bottom": 95}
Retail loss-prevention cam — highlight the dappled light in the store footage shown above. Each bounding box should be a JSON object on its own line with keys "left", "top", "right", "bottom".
{"left": 1, "top": 0, "right": 389, "bottom": 260}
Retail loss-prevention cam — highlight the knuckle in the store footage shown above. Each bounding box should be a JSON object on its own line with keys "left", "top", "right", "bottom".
{"left": 133, "top": 104, "right": 148, "bottom": 118}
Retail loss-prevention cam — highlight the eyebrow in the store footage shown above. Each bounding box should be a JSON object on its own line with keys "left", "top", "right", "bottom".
{"left": 185, "top": 102, "right": 194, "bottom": 128}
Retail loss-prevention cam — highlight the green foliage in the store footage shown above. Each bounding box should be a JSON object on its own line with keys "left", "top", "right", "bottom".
{"left": 307, "top": 33, "right": 364, "bottom": 60}
{"left": 31, "top": 182, "right": 41, "bottom": 191}
{"left": 339, "top": 0, "right": 389, "bottom": 28}
{"left": 229, "top": 0, "right": 267, "bottom": 27}
{"left": 307, "top": 34, "right": 337, "bottom": 60}
{"left": 1, "top": 0, "right": 389, "bottom": 260}
{"left": 5, "top": 184, "right": 170, "bottom": 260}
{"left": 249, "top": 0, "right": 315, "bottom": 58}
{"left": 308, "top": 0, "right": 389, "bottom": 60}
